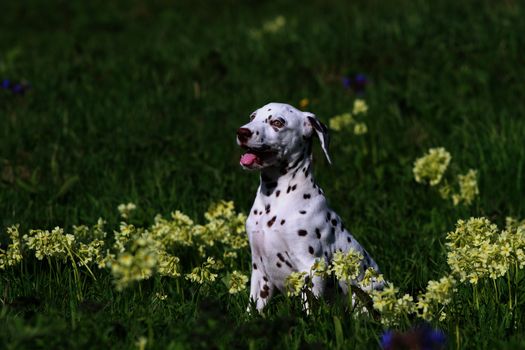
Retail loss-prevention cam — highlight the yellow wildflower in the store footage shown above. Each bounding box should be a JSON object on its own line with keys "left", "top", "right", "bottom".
{"left": 0, "top": 225, "right": 23, "bottom": 269}
{"left": 310, "top": 258, "right": 328, "bottom": 277}
{"left": 154, "top": 292, "right": 168, "bottom": 301}
{"left": 330, "top": 250, "right": 363, "bottom": 282}
{"left": 228, "top": 270, "right": 249, "bottom": 294}
{"left": 360, "top": 267, "right": 385, "bottom": 290}
{"left": 413, "top": 147, "right": 451, "bottom": 186}
{"left": 285, "top": 271, "right": 308, "bottom": 296}
{"left": 223, "top": 251, "right": 238, "bottom": 260}
{"left": 150, "top": 211, "right": 194, "bottom": 247}
{"left": 396, "top": 294, "right": 415, "bottom": 314}
{"left": 110, "top": 232, "right": 159, "bottom": 290}
{"left": 23, "top": 227, "right": 75, "bottom": 260}
{"left": 157, "top": 252, "right": 180, "bottom": 278}
{"left": 299, "top": 98, "right": 309, "bottom": 109}
{"left": 452, "top": 169, "right": 479, "bottom": 206}
{"left": 185, "top": 257, "right": 220, "bottom": 285}
{"left": 446, "top": 217, "right": 515, "bottom": 283}
{"left": 77, "top": 239, "right": 105, "bottom": 266}
{"left": 262, "top": 15, "right": 286, "bottom": 33}
{"left": 353, "top": 122, "right": 368, "bottom": 135}
{"left": 352, "top": 99, "right": 368, "bottom": 115}
{"left": 423, "top": 276, "right": 456, "bottom": 305}
{"left": 118, "top": 202, "right": 137, "bottom": 219}
{"left": 329, "top": 113, "right": 353, "bottom": 132}
{"left": 371, "top": 284, "right": 415, "bottom": 325}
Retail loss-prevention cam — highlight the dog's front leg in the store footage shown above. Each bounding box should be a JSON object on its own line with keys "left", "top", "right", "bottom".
{"left": 301, "top": 274, "right": 326, "bottom": 314}
{"left": 247, "top": 269, "right": 275, "bottom": 313}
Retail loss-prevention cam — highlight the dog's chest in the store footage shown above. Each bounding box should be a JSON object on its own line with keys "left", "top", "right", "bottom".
{"left": 246, "top": 190, "right": 331, "bottom": 284}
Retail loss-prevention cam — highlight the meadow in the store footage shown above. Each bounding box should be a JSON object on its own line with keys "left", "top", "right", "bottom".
{"left": 1, "top": 0, "right": 525, "bottom": 348}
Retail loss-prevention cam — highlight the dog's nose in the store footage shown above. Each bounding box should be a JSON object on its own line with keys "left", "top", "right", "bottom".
{"left": 237, "top": 127, "right": 253, "bottom": 142}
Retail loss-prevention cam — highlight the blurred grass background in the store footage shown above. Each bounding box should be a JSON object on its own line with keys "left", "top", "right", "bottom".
{"left": 1, "top": 0, "right": 525, "bottom": 348}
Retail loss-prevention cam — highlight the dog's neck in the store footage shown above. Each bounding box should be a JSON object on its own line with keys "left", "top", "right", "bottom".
{"left": 258, "top": 147, "right": 317, "bottom": 198}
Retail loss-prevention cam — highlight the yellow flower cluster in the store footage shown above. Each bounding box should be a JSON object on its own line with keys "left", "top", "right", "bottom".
{"left": 110, "top": 231, "right": 160, "bottom": 291}
{"left": 446, "top": 217, "right": 525, "bottom": 283}
{"left": 353, "top": 123, "right": 368, "bottom": 135}
{"left": 284, "top": 251, "right": 369, "bottom": 298}
{"left": 111, "top": 201, "right": 247, "bottom": 289}
{"left": 261, "top": 15, "right": 286, "bottom": 33}
{"left": 361, "top": 266, "right": 385, "bottom": 290}
{"left": 154, "top": 292, "right": 168, "bottom": 301}
{"left": 200, "top": 201, "right": 248, "bottom": 251}
{"left": 371, "top": 285, "right": 415, "bottom": 326}
{"left": 104, "top": 220, "right": 182, "bottom": 289}
{"left": 310, "top": 258, "right": 328, "bottom": 277}
{"left": 6, "top": 194, "right": 524, "bottom": 326}
{"left": 369, "top": 276, "right": 456, "bottom": 325}
{"left": 352, "top": 99, "right": 368, "bottom": 115}
{"left": 299, "top": 98, "right": 309, "bottom": 109}
{"left": 151, "top": 211, "right": 195, "bottom": 247}
{"left": 2, "top": 201, "right": 249, "bottom": 294}
{"left": 77, "top": 239, "right": 105, "bottom": 266}
{"left": 414, "top": 148, "right": 479, "bottom": 206}
{"left": 329, "top": 99, "right": 368, "bottom": 135}
{"left": 329, "top": 113, "right": 353, "bottom": 131}
{"left": 370, "top": 217, "right": 524, "bottom": 324}
{"left": 117, "top": 202, "right": 137, "bottom": 219}
{"left": 413, "top": 147, "right": 452, "bottom": 186}
{"left": 451, "top": 169, "right": 479, "bottom": 206}
{"left": 186, "top": 257, "right": 221, "bottom": 285}
{"left": 228, "top": 270, "right": 249, "bottom": 294}
{"left": 0, "top": 225, "right": 23, "bottom": 269}
{"left": 285, "top": 271, "right": 309, "bottom": 297}
{"left": 416, "top": 276, "right": 456, "bottom": 321}
{"left": 249, "top": 15, "right": 286, "bottom": 39}
{"left": 330, "top": 250, "right": 363, "bottom": 281}
{"left": 112, "top": 201, "right": 247, "bottom": 289}
{"left": 23, "top": 227, "right": 75, "bottom": 260}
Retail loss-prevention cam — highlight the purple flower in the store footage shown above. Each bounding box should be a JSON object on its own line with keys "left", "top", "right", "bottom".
{"left": 341, "top": 73, "right": 368, "bottom": 93}
{"left": 380, "top": 325, "right": 446, "bottom": 350}
{"left": 11, "top": 83, "right": 25, "bottom": 94}
{"left": 421, "top": 327, "right": 446, "bottom": 350}
{"left": 1, "top": 79, "right": 10, "bottom": 89}
{"left": 380, "top": 330, "right": 394, "bottom": 349}
{"left": 355, "top": 73, "right": 367, "bottom": 84}
{"left": 341, "top": 76, "right": 352, "bottom": 89}
{"left": 353, "top": 73, "right": 368, "bottom": 93}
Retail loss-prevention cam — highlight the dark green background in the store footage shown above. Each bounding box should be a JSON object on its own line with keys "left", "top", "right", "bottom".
{"left": 1, "top": 1, "right": 525, "bottom": 348}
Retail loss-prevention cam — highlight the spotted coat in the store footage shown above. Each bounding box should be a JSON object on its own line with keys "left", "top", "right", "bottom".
{"left": 237, "top": 102, "right": 383, "bottom": 312}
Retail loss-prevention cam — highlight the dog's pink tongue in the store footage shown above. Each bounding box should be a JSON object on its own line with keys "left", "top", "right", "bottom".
{"left": 240, "top": 153, "right": 257, "bottom": 166}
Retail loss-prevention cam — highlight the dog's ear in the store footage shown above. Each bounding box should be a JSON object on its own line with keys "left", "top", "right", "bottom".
{"left": 303, "top": 112, "right": 332, "bottom": 164}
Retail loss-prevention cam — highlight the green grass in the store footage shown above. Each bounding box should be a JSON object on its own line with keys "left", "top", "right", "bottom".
{"left": 1, "top": 0, "right": 525, "bottom": 348}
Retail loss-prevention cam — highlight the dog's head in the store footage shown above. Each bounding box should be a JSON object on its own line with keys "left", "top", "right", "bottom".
{"left": 236, "top": 102, "right": 331, "bottom": 170}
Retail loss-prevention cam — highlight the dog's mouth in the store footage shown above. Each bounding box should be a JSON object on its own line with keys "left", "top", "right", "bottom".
{"left": 240, "top": 145, "right": 278, "bottom": 169}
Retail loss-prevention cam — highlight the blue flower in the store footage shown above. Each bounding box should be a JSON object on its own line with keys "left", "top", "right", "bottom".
{"left": 341, "top": 73, "right": 368, "bottom": 93}
{"left": 421, "top": 327, "right": 446, "bottom": 350}
{"left": 380, "top": 325, "right": 446, "bottom": 350}
{"left": 353, "top": 73, "right": 368, "bottom": 93}
{"left": 355, "top": 73, "right": 367, "bottom": 84}
{"left": 380, "top": 330, "right": 394, "bottom": 349}
{"left": 12, "top": 83, "right": 25, "bottom": 94}
{"left": 1, "top": 79, "right": 30, "bottom": 94}
{"left": 1, "top": 79, "right": 10, "bottom": 89}
{"left": 341, "top": 76, "right": 352, "bottom": 89}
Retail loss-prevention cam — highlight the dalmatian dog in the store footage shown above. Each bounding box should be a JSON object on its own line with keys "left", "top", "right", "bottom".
{"left": 236, "top": 102, "right": 384, "bottom": 313}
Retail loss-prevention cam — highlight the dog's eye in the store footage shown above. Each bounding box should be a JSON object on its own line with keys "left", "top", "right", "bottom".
{"left": 249, "top": 114, "right": 256, "bottom": 121}
{"left": 271, "top": 119, "right": 284, "bottom": 128}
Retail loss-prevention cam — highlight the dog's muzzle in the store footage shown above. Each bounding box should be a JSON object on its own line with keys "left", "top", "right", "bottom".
{"left": 237, "top": 127, "right": 253, "bottom": 143}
